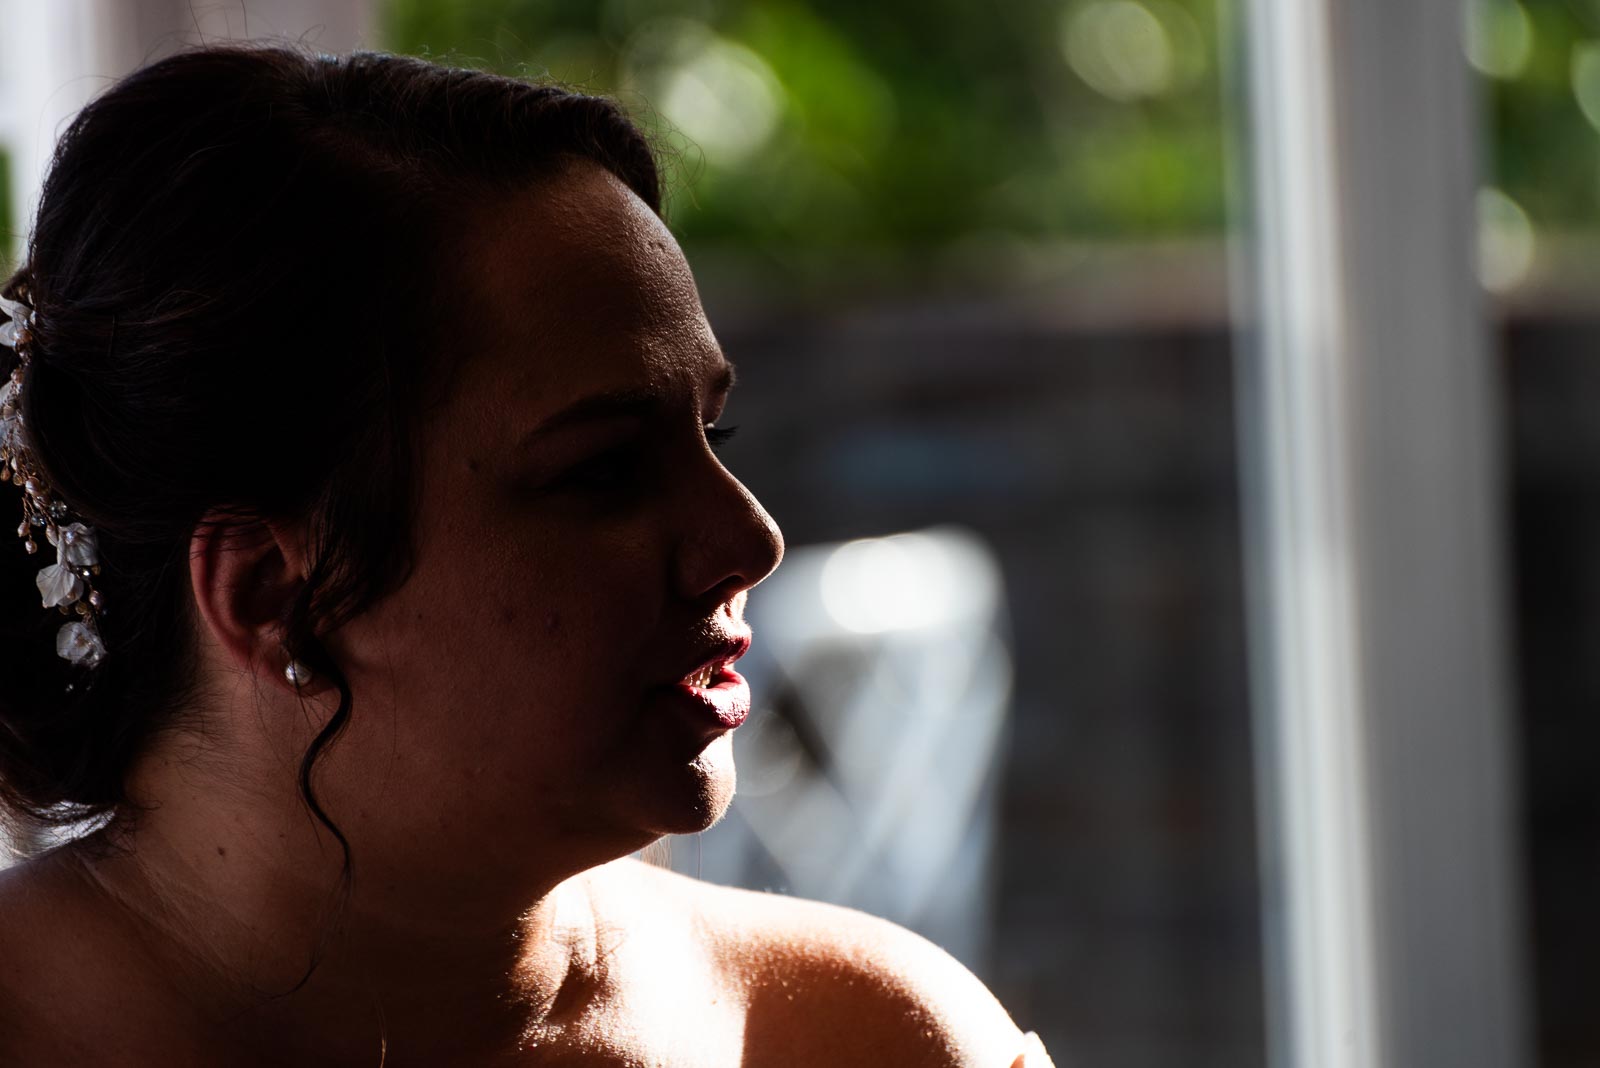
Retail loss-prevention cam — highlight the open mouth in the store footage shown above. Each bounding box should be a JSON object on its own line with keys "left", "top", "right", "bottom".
{"left": 668, "top": 634, "right": 750, "bottom": 695}
{"left": 658, "top": 643, "right": 752, "bottom": 730}
{"left": 682, "top": 661, "right": 727, "bottom": 689}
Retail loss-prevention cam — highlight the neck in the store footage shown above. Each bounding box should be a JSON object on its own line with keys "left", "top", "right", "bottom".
{"left": 61, "top": 787, "right": 606, "bottom": 1066}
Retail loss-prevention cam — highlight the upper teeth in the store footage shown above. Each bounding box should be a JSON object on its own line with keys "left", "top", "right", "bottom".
{"left": 688, "top": 664, "right": 717, "bottom": 688}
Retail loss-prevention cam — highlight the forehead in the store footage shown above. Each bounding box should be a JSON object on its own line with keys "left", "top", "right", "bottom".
{"left": 450, "top": 161, "right": 718, "bottom": 409}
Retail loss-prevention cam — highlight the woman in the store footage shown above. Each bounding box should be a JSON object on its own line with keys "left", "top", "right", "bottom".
{"left": 0, "top": 46, "right": 1053, "bottom": 1066}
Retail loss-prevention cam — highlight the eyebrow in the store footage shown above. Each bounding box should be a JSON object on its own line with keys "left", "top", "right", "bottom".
{"left": 516, "top": 362, "right": 737, "bottom": 447}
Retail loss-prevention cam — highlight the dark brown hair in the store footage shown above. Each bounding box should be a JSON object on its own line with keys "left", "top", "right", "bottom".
{"left": 0, "top": 44, "right": 661, "bottom": 847}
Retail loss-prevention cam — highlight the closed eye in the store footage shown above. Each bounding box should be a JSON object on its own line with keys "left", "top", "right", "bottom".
{"left": 556, "top": 442, "right": 646, "bottom": 493}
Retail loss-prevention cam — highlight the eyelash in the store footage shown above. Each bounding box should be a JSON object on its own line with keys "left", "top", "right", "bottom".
{"left": 705, "top": 424, "right": 739, "bottom": 452}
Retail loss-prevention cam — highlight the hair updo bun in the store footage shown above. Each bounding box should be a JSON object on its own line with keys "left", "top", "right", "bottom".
{"left": 0, "top": 45, "right": 661, "bottom": 845}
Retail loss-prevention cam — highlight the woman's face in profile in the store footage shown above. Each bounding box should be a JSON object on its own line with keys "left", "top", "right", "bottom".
{"left": 319, "top": 162, "right": 784, "bottom": 879}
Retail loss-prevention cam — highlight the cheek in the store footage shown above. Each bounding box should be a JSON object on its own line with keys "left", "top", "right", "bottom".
{"left": 374, "top": 518, "right": 665, "bottom": 760}
{"left": 479, "top": 522, "right": 660, "bottom": 656}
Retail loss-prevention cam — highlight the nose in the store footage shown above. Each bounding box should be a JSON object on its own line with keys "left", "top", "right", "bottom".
{"left": 676, "top": 467, "right": 785, "bottom": 609}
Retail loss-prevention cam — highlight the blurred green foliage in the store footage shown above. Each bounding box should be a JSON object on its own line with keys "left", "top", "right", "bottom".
{"left": 381, "top": 0, "right": 1228, "bottom": 272}
{"left": 1481, "top": 0, "right": 1600, "bottom": 228}
{"left": 384, "top": 0, "right": 1600, "bottom": 275}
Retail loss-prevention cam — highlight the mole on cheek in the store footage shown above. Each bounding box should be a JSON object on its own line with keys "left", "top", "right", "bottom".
{"left": 466, "top": 457, "right": 483, "bottom": 474}
{"left": 545, "top": 612, "right": 561, "bottom": 633}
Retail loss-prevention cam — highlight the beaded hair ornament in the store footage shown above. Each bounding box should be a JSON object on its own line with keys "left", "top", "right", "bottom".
{"left": 0, "top": 288, "right": 107, "bottom": 668}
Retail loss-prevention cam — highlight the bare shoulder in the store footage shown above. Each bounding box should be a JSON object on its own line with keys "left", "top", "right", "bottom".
{"left": 0, "top": 858, "right": 58, "bottom": 1005}
{"left": 0, "top": 865, "right": 28, "bottom": 1049}
{"left": 0, "top": 856, "right": 89, "bottom": 1062}
{"left": 0, "top": 851, "right": 207, "bottom": 1067}
{"left": 606, "top": 858, "right": 1028, "bottom": 1068}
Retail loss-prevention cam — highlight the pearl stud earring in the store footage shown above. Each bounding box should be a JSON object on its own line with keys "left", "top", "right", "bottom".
{"left": 284, "top": 659, "right": 313, "bottom": 688}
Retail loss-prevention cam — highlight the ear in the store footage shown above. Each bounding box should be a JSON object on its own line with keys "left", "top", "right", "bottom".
{"left": 188, "top": 515, "right": 312, "bottom": 690}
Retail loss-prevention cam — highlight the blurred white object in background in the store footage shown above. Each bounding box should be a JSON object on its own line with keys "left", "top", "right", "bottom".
{"left": 0, "top": 0, "right": 374, "bottom": 248}
{"left": 677, "top": 527, "right": 1013, "bottom": 971}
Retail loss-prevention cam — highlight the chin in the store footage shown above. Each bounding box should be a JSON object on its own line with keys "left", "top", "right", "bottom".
{"left": 573, "top": 732, "right": 738, "bottom": 851}
{"left": 639, "top": 732, "right": 738, "bottom": 837}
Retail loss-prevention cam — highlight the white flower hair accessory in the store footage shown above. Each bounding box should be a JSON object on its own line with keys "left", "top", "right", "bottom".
{"left": 0, "top": 289, "right": 107, "bottom": 669}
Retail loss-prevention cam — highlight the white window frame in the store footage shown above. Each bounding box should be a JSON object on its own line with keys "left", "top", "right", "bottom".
{"left": 0, "top": 0, "right": 376, "bottom": 246}
{"left": 1235, "top": 1, "right": 1532, "bottom": 1065}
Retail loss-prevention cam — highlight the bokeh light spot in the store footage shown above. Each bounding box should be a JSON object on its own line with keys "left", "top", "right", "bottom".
{"left": 628, "top": 19, "right": 785, "bottom": 167}
{"left": 1062, "top": 0, "right": 1174, "bottom": 102}
{"left": 1477, "top": 186, "right": 1535, "bottom": 292}
{"left": 820, "top": 532, "right": 995, "bottom": 634}
{"left": 1464, "top": 0, "right": 1533, "bottom": 80}
{"left": 1572, "top": 40, "right": 1600, "bottom": 134}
